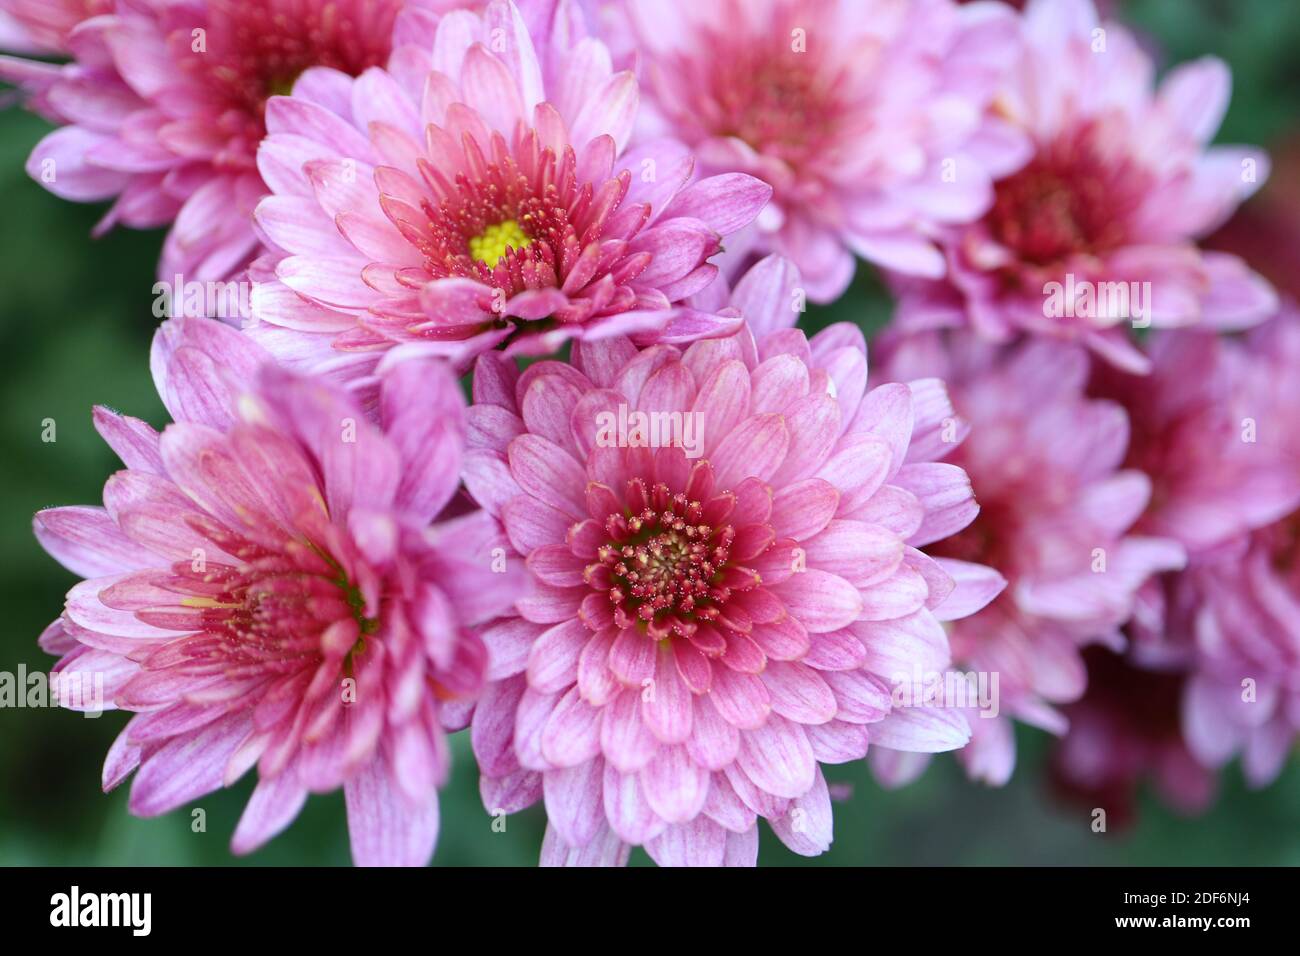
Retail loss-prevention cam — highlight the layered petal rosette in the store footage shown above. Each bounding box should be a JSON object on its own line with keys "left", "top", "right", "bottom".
{"left": 1090, "top": 324, "right": 1300, "bottom": 560}
{"left": 891, "top": 0, "right": 1276, "bottom": 371}
{"left": 616, "top": 0, "right": 1028, "bottom": 301}
{"left": 460, "top": 257, "right": 1002, "bottom": 865}
{"left": 873, "top": 331, "right": 1185, "bottom": 785}
{"left": 246, "top": 0, "right": 771, "bottom": 380}
{"left": 33, "top": 317, "right": 522, "bottom": 865}
{"left": 1109, "top": 309, "right": 1300, "bottom": 787}
{"left": 0, "top": 0, "right": 407, "bottom": 279}
{"left": 1172, "top": 527, "right": 1300, "bottom": 788}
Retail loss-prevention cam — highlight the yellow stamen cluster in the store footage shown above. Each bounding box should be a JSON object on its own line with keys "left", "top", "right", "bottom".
{"left": 468, "top": 219, "right": 532, "bottom": 268}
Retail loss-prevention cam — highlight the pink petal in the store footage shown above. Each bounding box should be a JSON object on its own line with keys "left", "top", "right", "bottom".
{"left": 660, "top": 173, "right": 772, "bottom": 237}
{"left": 735, "top": 714, "right": 816, "bottom": 799}
{"left": 644, "top": 814, "right": 730, "bottom": 867}
{"left": 344, "top": 755, "right": 439, "bottom": 867}
{"left": 640, "top": 744, "right": 709, "bottom": 825}
{"left": 772, "top": 570, "right": 863, "bottom": 633}
{"left": 767, "top": 768, "right": 832, "bottom": 856}
{"left": 642, "top": 642, "right": 693, "bottom": 743}
{"left": 526, "top": 619, "right": 590, "bottom": 693}
{"left": 871, "top": 704, "right": 970, "bottom": 753}
{"left": 542, "top": 758, "right": 606, "bottom": 848}
{"left": 231, "top": 772, "right": 308, "bottom": 856}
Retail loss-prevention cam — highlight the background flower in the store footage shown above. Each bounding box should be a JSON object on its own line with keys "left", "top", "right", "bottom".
{"left": 0, "top": 0, "right": 108, "bottom": 55}
{"left": 1095, "top": 307, "right": 1300, "bottom": 794}
{"left": 33, "top": 317, "right": 522, "bottom": 864}
{"left": 1049, "top": 645, "right": 1216, "bottom": 829}
{"left": 0, "top": 0, "right": 408, "bottom": 280}
{"left": 890, "top": 0, "right": 1276, "bottom": 371}
{"left": 873, "top": 330, "right": 1184, "bottom": 785}
{"left": 618, "top": 0, "right": 1027, "bottom": 302}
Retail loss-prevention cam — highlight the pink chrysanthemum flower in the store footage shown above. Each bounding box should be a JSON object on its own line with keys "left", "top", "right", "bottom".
{"left": 1050, "top": 646, "right": 1216, "bottom": 828}
{"left": 0, "top": 0, "right": 107, "bottom": 54}
{"left": 0, "top": 0, "right": 409, "bottom": 280}
{"left": 872, "top": 331, "right": 1185, "bottom": 785}
{"left": 891, "top": 0, "right": 1277, "bottom": 371}
{"left": 615, "top": 0, "right": 1028, "bottom": 301}
{"left": 246, "top": 0, "right": 771, "bottom": 381}
{"left": 1173, "top": 524, "right": 1300, "bottom": 788}
{"left": 34, "top": 317, "right": 522, "bottom": 865}
{"left": 1090, "top": 326, "right": 1300, "bottom": 560}
{"left": 1104, "top": 309, "right": 1300, "bottom": 787}
{"left": 459, "top": 256, "right": 1003, "bottom": 865}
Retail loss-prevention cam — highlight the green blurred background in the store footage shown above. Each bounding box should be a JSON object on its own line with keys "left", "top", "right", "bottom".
{"left": 2, "top": 0, "right": 1298, "bottom": 866}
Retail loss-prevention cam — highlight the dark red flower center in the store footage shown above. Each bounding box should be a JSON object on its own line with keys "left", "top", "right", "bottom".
{"left": 186, "top": 0, "right": 400, "bottom": 119}
{"left": 584, "top": 471, "right": 763, "bottom": 641}
{"left": 712, "top": 53, "right": 833, "bottom": 163}
{"left": 671, "top": 31, "right": 840, "bottom": 169}
{"left": 127, "top": 516, "right": 377, "bottom": 673}
{"left": 1077, "top": 646, "right": 1186, "bottom": 738}
{"left": 986, "top": 122, "right": 1148, "bottom": 270}
{"left": 601, "top": 502, "right": 732, "bottom": 623}
{"left": 1048, "top": 645, "right": 1189, "bottom": 829}
{"left": 1265, "top": 511, "right": 1300, "bottom": 584}
{"left": 928, "top": 495, "right": 1017, "bottom": 577}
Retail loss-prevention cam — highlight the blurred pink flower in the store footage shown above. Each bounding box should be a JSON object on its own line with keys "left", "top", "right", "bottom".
{"left": 1050, "top": 646, "right": 1216, "bottom": 828}
{"left": 459, "top": 256, "right": 1002, "bottom": 865}
{"left": 34, "top": 317, "right": 523, "bottom": 865}
{"left": 1114, "top": 309, "right": 1300, "bottom": 787}
{"left": 891, "top": 0, "right": 1276, "bottom": 371}
{"left": 0, "top": 0, "right": 407, "bottom": 280}
{"left": 0, "top": 0, "right": 107, "bottom": 54}
{"left": 874, "top": 331, "right": 1184, "bottom": 785}
{"left": 1174, "top": 526, "right": 1300, "bottom": 788}
{"left": 615, "top": 0, "right": 1027, "bottom": 302}
{"left": 246, "top": 0, "right": 771, "bottom": 382}
{"left": 1090, "top": 322, "right": 1300, "bottom": 561}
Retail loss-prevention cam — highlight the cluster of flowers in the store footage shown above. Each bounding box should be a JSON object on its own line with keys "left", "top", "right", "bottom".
{"left": 5, "top": 0, "right": 1296, "bottom": 865}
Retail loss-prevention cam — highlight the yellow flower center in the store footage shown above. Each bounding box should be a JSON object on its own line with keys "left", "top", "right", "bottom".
{"left": 468, "top": 219, "right": 532, "bottom": 268}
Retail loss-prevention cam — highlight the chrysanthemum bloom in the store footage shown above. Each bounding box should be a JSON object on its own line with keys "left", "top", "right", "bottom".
{"left": 1049, "top": 646, "right": 1215, "bottom": 828}
{"left": 1171, "top": 526, "right": 1300, "bottom": 788}
{"left": 1089, "top": 319, "right": 1300, "bottom": 565}
{"left": 615, "top": 0, "right": 1028, "bottom": 302}
{"left": 0, "top": 0, "right": 107, "bottom": 54}
{"left": 0, "top": 0, "right": 108, "bottom": 118}
{"left": 0, "top": 0, "right": 410, "bottom": 280}
{"left": 460, "top": 256, "right": 1003, "bottom": 865}
{"left": 891, "top": 0, "right": 1276, "bottom": 371}
{"left": 34, "top": 317, "right": 521, "bottom": 865}
{"left": 1108, "top": 309, "right": 1300, "bottom": 786}
{"left": 871, "top": 331, "right": 1185, "bottom": 785}
{"left": 246, "top": 0, "right": 771, "bottom": 381}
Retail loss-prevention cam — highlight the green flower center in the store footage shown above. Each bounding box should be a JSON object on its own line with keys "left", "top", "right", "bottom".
{"left": 265, "top": 72, "right": 302, "bottom": 98}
